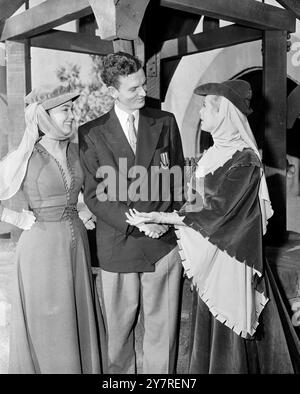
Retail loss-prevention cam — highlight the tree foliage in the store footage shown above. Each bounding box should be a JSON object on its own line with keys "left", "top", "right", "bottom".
{"left": 56, "top": 55, "right": 114, "bottom": 126}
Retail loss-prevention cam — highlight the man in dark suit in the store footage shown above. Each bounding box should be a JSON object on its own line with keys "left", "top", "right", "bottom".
{"left": 78, "top": 52, "right": 185, "bottom": 374}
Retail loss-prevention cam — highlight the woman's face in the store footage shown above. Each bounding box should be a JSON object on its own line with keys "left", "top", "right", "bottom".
{"left": 199, "top": 95, "right": 220, "bottom": 133}
{"left": 48, "top": 101, "right": 75, "bottom": 137}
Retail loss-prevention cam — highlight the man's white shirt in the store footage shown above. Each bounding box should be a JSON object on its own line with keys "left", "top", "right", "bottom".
{"left": 114, "top": 103, "right": 139, "bottom": 146}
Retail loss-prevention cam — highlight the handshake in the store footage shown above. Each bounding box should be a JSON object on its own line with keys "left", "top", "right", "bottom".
{"left": 133, "top": 220, "right": 170, "bottom": 239}
{"left": 125, "top": 209, "right": 168, "bottom": 239}
{"left": 136, "top": 223, "right": 169, "bottom": 239}
{"left": 125, "top": 208, "right": 184, "bottom": 239}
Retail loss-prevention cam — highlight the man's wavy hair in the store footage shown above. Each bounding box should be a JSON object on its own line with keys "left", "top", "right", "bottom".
{"left": 101, "top": 52, "right": 143, "bottom": 89}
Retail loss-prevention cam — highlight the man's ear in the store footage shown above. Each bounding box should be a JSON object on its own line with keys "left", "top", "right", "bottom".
{"left": 108, "top": 86, "right": 118, "bottom": 100}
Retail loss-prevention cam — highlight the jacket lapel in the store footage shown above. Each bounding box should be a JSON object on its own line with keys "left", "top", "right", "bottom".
{"left": 99, "top": 108, "right": 135, "bottom": 170}
{"left": 128, "top": 108, "right": 163, "bottom": 203}
{"left": 135, "top": 108, "right": 163, "bottom": 170}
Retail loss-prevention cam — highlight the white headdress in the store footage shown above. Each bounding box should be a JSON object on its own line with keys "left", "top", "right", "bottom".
{"left": 0, "top": 85, "right": 79, "bottom": 200}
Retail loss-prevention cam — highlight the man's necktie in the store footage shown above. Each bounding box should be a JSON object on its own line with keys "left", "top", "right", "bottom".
{"left": 127, "top": 114, "right": 137, "bottom": 154}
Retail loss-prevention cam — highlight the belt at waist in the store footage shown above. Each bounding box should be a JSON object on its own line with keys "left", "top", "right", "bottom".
{"left": 32, "top": 205, "right": 79, "bottom": 222}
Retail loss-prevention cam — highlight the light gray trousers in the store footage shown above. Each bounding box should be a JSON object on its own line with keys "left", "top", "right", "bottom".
{"left": 97, "top": 246, "right": 182, "bottom": 374}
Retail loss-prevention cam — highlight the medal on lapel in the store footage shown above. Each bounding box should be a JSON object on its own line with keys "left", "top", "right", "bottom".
{"left": 160, "top": 152, "right": 170, "bottom": 169}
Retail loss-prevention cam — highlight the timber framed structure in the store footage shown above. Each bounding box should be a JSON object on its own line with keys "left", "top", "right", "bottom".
{"left": 0, "top": 0, "right": 299, "bottom": 240}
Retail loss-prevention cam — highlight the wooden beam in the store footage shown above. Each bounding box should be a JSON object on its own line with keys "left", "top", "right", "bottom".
{"left": 134, "top": 37, "right": 145, "bottom": 65}
{"left": 88, "top": 0, "right": 116, "bottom": 39}
{"left": 160, "top": 24, "right": 262, "bottom": 60}
{"left": 6, "top": 40, "right": 31, "bottom": 144}
{"left": 116, "top": 0, "right": 151, "bottom": 40}
{"left": 263, "top": 30, "right": 287, "bottom": 242}
{"left": 0, "top": 0, "right": 26, "bottom": 22}
{"left": 78, "top": 14, "right": 97, "bottom": 35}
{"left": 263, "top": 31, "right": 287, "bottom": 170}
{"left": 146, "top": 53, "right": 161, "bottom": 106}
{"left": 30, "top": 29, "right": 113, "bottom": 55}
{"left": 160, "top": 0, "right": 296, "bottom": 32}
{"left": 203, "top": 16, "right": 219, "bottom": 31}
{"left": 112, "top": 39, "right": 133, "bottom": 54}
{"left": 4, "top": 40, "right": 30, "bottom": 241}
{"left": 1, "top": 0, "right": 93, "bottom": 41}
{"left": 89, "top": 0, "right": 151, "bottom": 40}
{"left": 276, "top": 0, "right": 300, "bottom": 20}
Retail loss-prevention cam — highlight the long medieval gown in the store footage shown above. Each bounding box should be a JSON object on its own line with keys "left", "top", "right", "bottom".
{"left": 8, "top": 142, "right": 106, "bottom": 374}
{"left": 176, "top": 148, "right": 300, "bottom": 374}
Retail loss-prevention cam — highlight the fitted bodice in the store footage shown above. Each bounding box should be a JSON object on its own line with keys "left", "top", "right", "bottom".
{"left": 22, "top": 142, "right": 84, "bottom": 221}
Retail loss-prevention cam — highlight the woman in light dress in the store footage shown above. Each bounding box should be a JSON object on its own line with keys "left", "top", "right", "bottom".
{"left": 0, "top": 84, "right": 106, "bottom": 374}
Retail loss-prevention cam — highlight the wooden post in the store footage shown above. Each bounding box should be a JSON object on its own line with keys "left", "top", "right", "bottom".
{"left": 143, "top": 2, "right": 161, "bottom": 108}
{"left": 145, "top": 53, "right": 161, "bottom": 108}
{"left": 78, "top": 13, "right": 97, "bottom": 35}
{"left": 263, "top": 30, "right": 287, "bottom": 244}
{"left": 6, "top": 41, "right": 28, "bottom": 149}
{"left": 0, "top": 47, "right": 8, "bottom": 160}
{"left": 24, "top": 38, "right": 31, "bottom": 93}
{"left": 5, "top": 40, "right": 31, "bottom": 240}
{"left": 112, "top": 39, "right": 134, "bottom": 54}
{"left": 134, "top": 37, "right": 145, "bottom": 65}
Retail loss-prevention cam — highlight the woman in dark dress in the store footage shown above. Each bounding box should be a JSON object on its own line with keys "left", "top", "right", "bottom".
{"left": 126, "top": 80, "right": 300, "bottom": 373}
{"left": 0, "top": 84, "right": 106, "bottom": 373}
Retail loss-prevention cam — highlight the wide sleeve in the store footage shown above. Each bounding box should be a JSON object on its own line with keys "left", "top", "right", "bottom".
{"left": 78, "top": 127, "right": 133, "bottom": 235}
{"left": 182, "top": 163, "right": 263, "bottom": 269}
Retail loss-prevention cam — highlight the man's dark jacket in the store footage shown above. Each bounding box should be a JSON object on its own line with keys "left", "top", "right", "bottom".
{"left": 78, "top": 106, "right": 185, "bottom": 273}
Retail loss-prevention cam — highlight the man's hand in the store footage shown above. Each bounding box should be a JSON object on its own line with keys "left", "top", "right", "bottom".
{"left": 83, "top": 218, "right": 96, "bottom": 230}
{"left": 137, "top": 223, "right": 169, "bottom": 239}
